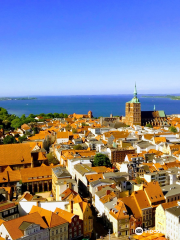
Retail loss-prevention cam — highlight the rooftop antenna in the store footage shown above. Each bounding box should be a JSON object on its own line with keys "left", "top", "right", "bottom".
{"left": 154, "top": 105, "right": 156, "bottom": 111}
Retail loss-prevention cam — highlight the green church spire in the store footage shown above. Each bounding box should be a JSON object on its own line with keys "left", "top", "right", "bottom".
{"left": 134, "top": 82, "right": 137, "bottom": 97}
{"left": 127, "top": 83, "right": 140, "bottom": 103}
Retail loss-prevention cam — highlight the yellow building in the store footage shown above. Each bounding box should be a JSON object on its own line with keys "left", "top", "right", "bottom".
{"left": 155, "top": 201, "right": 178, "bottom": 234}
{"left": 52, "top": 166, "right": 72, "bottom": 200}
{"left": 66, "top": 195, "right": 93, "bottom": 238}
{"left": 109, "top": 200, "right": 129, "bottom": 237}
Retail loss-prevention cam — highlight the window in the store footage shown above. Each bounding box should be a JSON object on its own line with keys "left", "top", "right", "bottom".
{"left": 56, "top": 229, "right": 58, "bottom": 234}
{"left": 60, "top": 228, "right": 62, "bottom": 232}
{"left": 52, "top": 230, "right": 54, "bottom": 235}
{"left": 10, "top": 209, "right": 14, "bottom": 214}
{"left": 4, "top": 210, "right": 8, "bottom": 216}
{"left": 79, "top": 225, "right": 81, "bottom": 229}
{"left": 64, "top": 227, "right": 66, "bottom": 231}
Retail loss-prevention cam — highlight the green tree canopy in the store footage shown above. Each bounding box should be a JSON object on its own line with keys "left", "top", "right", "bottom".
{"left": 93, "top": 153, "right": 111, "bottom": 167}
{"left": 73, "top": 144, "right": 83, "bottom": 150}
{"left": 72, "top": 128, "right": 77, "bottom": 134}
{"left": 169, "top": 126, "right": 177, "bottom": 133}
{"left": 11, "top": 118, "right": 22, "bottom": 129}
{"left": 145, "top": 123, "right": 153, "bottom": 128}
{"left": 46, "top": 152, "right": 59, "bottom": 165}
{"left": 3, "top": 135, "right": 17, "bottom": 144}
{"left": 136, "top": 177, "right": 144, "bottom": 184}
{"left": 18, "top": 135, "right": 27, "bottom": 143}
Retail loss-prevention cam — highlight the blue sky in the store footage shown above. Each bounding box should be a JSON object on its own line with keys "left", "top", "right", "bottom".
{"left": 0, "top": 0, "right": 180, "bottom": 96}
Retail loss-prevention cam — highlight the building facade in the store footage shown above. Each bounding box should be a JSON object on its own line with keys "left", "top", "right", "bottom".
{"left": 125, "top": 84, "right": 141, "bottom": 126}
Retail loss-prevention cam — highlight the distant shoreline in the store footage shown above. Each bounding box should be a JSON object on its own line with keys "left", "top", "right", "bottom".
{"left": 142, "top": 95, "right": 180, "bottom": 100}
{"left": 0, "top": 97, "right": 37, "bottom": 101}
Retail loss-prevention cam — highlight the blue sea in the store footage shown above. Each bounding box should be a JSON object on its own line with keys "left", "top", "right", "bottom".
{"left": 0, "top": 95, "right": 180, "bottom": 118}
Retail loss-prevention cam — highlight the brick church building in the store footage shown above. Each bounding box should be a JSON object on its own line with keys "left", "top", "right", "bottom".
{"left": 125, "top": 84, "right": 168, "bottom": 126}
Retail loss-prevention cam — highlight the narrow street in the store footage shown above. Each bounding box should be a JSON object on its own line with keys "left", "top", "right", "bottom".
{"left": 90, "top": 206, "right": 135, "bottom": 240}
{"left": 91, "top": 206, "right": 108, "bottom": 240}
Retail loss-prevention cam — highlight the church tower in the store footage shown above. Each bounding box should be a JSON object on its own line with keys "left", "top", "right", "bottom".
{"left": 125, "top": 83, "right": 141, "bottom": 126}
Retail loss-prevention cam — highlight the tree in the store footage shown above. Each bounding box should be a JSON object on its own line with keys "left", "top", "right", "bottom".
{"left": 73, "top": 144, "right": 83, "bottom": 150}
{"left": 136, "top": 177, "right": 144, "bottom": 184}
{"left": 93, "top": 153, "right": 111, "bottom": 167}
{"left": 145, "top": 123, "right": 153, "bottom": 128}
{"left": 46, "top": 152, "right": 59, "bottom": 165}
{"left": 72, "top": 128, "right": 77, "bottom": 134}
{"left": 3, "top": 135, "right": 17, "bottom": 144}
{"left": 11, "top": 118, "right": 22, "bottom": 129}
{"left": 32, "top": 127, "right": 39, "bottom": 134}
{"left": 18, "top": 135, "right": 27, "bottom": 143}
{"left": 169, "top": 126, "right": 177, "bottom": 133}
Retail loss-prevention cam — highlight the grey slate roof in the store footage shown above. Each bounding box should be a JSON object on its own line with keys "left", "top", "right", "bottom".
{"left": 161, "top": 184, "right": 180, "bottom": 198}
{"left": 89, "top": 179, "right": 115, "bottom": 187}
{"left": 52, "top": 167, "right": 71, "bottom": 178}
{"left": 103, "top": 172, "right": 129, "bottom": 179}
{"left": 166, "top": 205, "right": 180, "bottom": 217}
{"left": 74, "top": 164, "right": 95, "bottom": 176}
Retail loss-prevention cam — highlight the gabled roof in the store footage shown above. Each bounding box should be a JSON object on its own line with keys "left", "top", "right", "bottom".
{"left": 132, "top": 190, "right": 151, "bottom": 210}
{"left": 60, "top": 188, "right": 77, "bottom": 201}
{"left": 3, "top": 212, "right": 48, "bottom": 239}
{"left": 109, "top": 200, "right": 129, "bottom": 220}
{"left": 119, "top": 196, "right": 141, "bottom": 218}
{"left": 54, "top": 208, "right": 75, "bottom": 223}
{"left": 143, "top": 182, "right": 165, "bottom": 204}
{"left": 30, "top": 206, "right": 68, "bottom": 228}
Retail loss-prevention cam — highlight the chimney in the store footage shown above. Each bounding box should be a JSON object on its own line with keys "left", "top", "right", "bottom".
{"left": 106, "top": 190, "right": 111, "bottom": 195}
{"left": 69, "top": 182, "right": 72, "bottom": 190}
{"left": 70, "top": 200, "right": 73, "bottom": 213}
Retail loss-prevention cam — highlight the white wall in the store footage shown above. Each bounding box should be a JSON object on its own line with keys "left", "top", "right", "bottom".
{"left": 56, "top": 138, "right": 69, "bottom": 144}
{"left": 18, "top": 201, "right": 69, "bottom": 216}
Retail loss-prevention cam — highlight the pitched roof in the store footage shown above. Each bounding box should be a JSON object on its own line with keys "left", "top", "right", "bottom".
{"left": 30, "top": 206, "right": 68, "bottom": 228}
{"left": 161, "top": 200, "right": 178, "bottom": 210}
{"left": 0, "top": 143, "right": 32, "bottom": 166}
{"left": 109, "top": 200, "right": 129, "bottom": 220}
{"left": 20, "top": 192, "right": 33, "bottom": 201}
{"left": 143, "top": 182, "right": 165, "bottom": 204}
{"left": 0, "top": 201, "right": 15, "bottom": 212}
{"left": 91, "top": 166, "right": 108, "bottom": 173}
{"left": 120, "top": 196, "right": 142, "bottom": 218}
{"left": 57, "top": 132, "right": 70, "bottom": 139}
{"left": 8, "top": 170, "right": 21, "bottom": 182}
{"left": 3, "top": 212, "right": 48, "bottom": 239}
{"left": 54, "top": 208, "right": 75, "bottom": 223}
{"left": 20, "top": 165, "right": 54, "bottom": 183}
{"left": 86, "top": 173, "right": 103, "bottom": 183}
{"left": 60, "top": 188, "right": 77, "bottom": 201}
{"left": 132, "top": 190, "right": 151, "bottom": 210}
